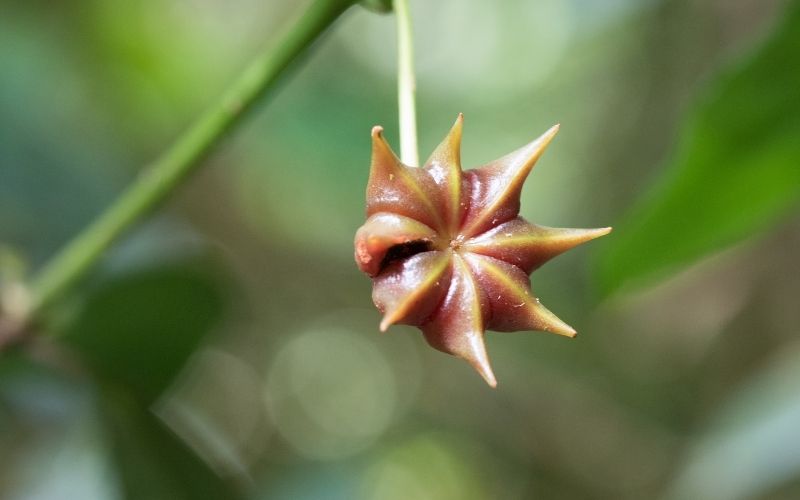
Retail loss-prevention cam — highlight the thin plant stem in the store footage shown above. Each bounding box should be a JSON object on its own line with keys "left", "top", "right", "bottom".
{"left": 395, "top": 0, "right": 419, "bottom": 166}
{"left": 23, "top": 0, "right": 358, "bottom": 324}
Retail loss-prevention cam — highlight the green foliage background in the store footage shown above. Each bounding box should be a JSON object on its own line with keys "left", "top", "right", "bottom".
{"left": 1, "top": 0, "right": 799, "bottom": 498}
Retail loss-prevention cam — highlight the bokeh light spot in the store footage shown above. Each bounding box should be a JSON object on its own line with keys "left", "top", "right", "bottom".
{"left": 265, "top": 328, "right": 398, "bottom": 460}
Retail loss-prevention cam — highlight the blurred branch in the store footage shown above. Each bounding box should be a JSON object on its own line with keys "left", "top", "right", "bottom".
{"left": 18, "top": 0, "right": 360, "bottom": 331}
{"left": 0, "top": 284, "right": 28, "bottom": 350}
{"left": 360, "top": 0, "right": 393, "bottom": 13}
{"left": 0, "top": 319, "right": 19, "bottom": 351}
{"left": 395, "top": 0, "right": 419, "bottom": 166}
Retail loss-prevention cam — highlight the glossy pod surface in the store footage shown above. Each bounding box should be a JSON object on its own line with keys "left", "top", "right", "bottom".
{"left": 355, "top": 115, "right": 611, "bottom": 387}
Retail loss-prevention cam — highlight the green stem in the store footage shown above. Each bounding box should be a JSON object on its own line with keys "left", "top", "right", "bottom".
{"left": 395, "top": 0, "right": 419, "bottom": 166}
{"left": 24, "top": 0, "right": 357, "bottom": 322}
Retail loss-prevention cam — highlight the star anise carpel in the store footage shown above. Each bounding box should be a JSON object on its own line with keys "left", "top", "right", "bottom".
{"left": 354, "top": 114, "right": 610, "bottom": 387}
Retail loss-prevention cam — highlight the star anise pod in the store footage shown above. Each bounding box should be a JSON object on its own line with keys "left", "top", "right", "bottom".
{"left": 354, "top": 115, "right": 610, "bottom": 387}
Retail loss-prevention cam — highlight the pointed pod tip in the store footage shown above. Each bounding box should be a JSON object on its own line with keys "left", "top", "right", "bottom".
{"left": 449, "top": 113, "right": 464, "bottom": 137}
{"left": 529, "top": 301, "right": 577, "bottom": 338}
{"left": 560, "top": 226, "right": 612, "bottom": 249}
{"left": 424, "top": 112, "right": 465, "bottom": 171}
{"left": 540, "top": 226, "right": 613, "bottom": 254}
{"left": 581, "top": 226, "right": 613, "bottom": 242}
{"left": 380, "top": 304, "right": 407, "bottom": 331}
{"left": 548, "top": 318, "right": 577, "bottom": 338}
{"left": 541, "top": 123, "right": 560, "bottom": 143}
{"left": 370, "top": 125, "right": 403, "bottom": 167}
{"left": 459, "top": 334, "right": 498, "bottom": 388}
{"left": 510, "top": 123, "right": 560, "bottom": 176}
{"left": 469, "top": 353, "right": 498, "bottom": 388}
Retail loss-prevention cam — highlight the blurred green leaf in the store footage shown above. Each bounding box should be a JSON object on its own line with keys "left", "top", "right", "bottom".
{"left": 99, "top": 384, "right": 240, "bottom": 500}
{"left": 595, "top": 1, "right": 800, "bottom": 296}
{"left": 61, "top": 257, "right": 240, "bottom": 499}
{"left": 0, "top": 353, "right": 117, "bottom": 500}
{"left": 63, "top": 259, "right": 228, "bottom": 405}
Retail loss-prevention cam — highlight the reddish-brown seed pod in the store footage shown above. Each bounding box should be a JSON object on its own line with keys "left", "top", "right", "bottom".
{"left": 354, "top": 115, "right": 611, "bottom": 387}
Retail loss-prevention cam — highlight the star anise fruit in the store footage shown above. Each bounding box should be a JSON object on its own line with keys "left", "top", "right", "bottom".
{"left": 354, "top": 115, "right": 610, "bottom": 387}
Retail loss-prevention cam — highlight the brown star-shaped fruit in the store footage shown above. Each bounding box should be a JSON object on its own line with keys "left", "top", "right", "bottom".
{"left": 354, "top": 115, "right": 610, "bottom": 387}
